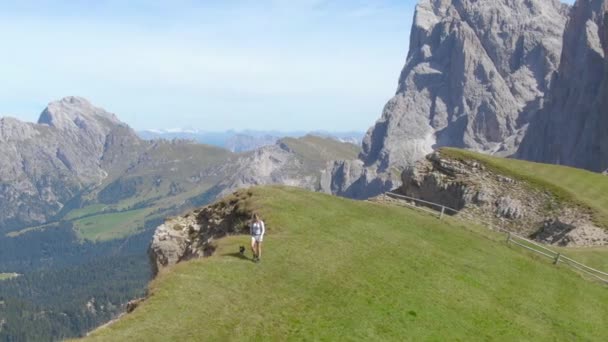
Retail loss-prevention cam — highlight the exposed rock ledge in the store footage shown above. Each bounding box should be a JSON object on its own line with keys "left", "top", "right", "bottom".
{"left": 397, "top": 151, "right": 608, "bottom": 246}
{"left": 149, "top": 190, "right": 254, "bottom": 276}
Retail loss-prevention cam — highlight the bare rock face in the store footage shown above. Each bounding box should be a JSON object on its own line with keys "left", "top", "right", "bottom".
{"left": 495, "top": 196, "right": 524, "bottom": 220}
{"left": 320, "top": 159, "right": 397, "bottom": 200}
{"left": 149, "top": 190, "right": 254, "bottom": 275}
{"left": 518, "top": 0, "right": 608, "bottom": 171}
{"left": 215, "top": 145, "right": 317, "bottom": 197}
{"left": 362, "top": 0, "right": 568, "bottom": 172}
{"left": 398, "top": 151, "right": 608, "bottom": 246}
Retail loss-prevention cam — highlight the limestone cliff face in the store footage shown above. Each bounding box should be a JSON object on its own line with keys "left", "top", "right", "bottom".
{"left": 324, "top": 0, "right": 569, "bottom": 200}
{"left": 320, "top": 159, "right": 397, "bottom": 200}
{"left": 518, "top": 0, "right": 608, "bottom": 171}
{"left": 361, "top": 0, "right": 568, "bottom": 172}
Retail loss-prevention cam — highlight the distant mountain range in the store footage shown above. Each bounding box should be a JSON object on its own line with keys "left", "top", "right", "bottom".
{"left": 137, "top": 129, "right": 364, "bottom": 152}
{"left": 0, "top": 97, "right": 362, "bottom": 235}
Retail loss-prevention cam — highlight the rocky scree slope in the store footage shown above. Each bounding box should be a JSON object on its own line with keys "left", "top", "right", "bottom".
{"left": 325, "top": 0, "right": 569, "bottom": 199}
{"left": 518, "top": 0, "right": 608, "bottom": 172}
{"left": 396, "top": 150, "right": 608, "bottom": 246}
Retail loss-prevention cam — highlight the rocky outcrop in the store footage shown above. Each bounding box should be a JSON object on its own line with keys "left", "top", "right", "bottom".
{"left": 149, "top": 190, "right": 254, "bottom": 275}
{"left": 126, "top": 298, "right": 146, "bottom": 314}
{"left": 518, "top": 0, "right": 608, "bottom": 171}
{"left": 398, "top": 151, "right": 608, "bottom": 246}
{"left": 362, "top": 0, "right": 568, "bottom": 173}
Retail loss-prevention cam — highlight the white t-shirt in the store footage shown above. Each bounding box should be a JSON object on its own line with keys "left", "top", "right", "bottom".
{"left": 251, "top": 220, "right": 265, "bottom": 236}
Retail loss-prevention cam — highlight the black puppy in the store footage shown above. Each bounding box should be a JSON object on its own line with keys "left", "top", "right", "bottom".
{"left": 239, "top": 245, "right": 246, "bottom": 255}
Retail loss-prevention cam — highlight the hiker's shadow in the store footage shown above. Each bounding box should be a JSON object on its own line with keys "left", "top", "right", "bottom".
{"left": 224, "top": 252, "right": 252, "bottom": 261}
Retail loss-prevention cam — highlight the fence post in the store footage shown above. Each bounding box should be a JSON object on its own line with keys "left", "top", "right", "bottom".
{"left": 506, "top": 232, "right": 511, "bottom": 244}
{"left": 439, "top": 206, "right": 445, "bottom": 220}
{"left": 553, "top": 253, "right": 561, "bottom": 265}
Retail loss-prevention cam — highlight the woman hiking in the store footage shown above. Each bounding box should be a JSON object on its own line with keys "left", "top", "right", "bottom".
{"left": 250, "top": 213, "right": 265, "bottom": 263}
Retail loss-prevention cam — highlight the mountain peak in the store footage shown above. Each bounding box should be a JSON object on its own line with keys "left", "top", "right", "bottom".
{"left": 37, "top": 96, "right": 121, "bottom": 130}
{"left": 360, "top": 0, "right": 568, "bottom": 172}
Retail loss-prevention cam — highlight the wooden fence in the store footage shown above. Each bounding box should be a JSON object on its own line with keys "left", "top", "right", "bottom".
{"left": 384, "top": 192, "right": 608, "bottom": 284}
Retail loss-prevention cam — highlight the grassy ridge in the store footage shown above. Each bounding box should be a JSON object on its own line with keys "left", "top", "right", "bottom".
{"left": 440, "top": 148, "right": 608, "bottom": 228}
{"left": 85, "top": 187, "right": 608, "bottom": 341}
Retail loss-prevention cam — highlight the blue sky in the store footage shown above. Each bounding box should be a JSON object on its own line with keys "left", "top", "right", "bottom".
{"left": 0, "top": 0, "right": 573, "bottom": 131}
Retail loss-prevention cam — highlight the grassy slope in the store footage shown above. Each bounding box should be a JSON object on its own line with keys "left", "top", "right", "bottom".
{"left": 280, "top": 135, "right": 360, "bottom": 169}
{"left": 72, "top": 208, "right": 151, "bottom": 241}
{"left": 85, "top": 187, "right": 608, "bottom": 341}
{"left": 64, "top": 204, "right": 108, "bottom": 221}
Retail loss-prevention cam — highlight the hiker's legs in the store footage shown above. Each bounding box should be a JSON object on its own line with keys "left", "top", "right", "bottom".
{"left": 256, "top": 242, "right": 262, "bottom": 259}
{"left": 250, "top": 237, "right": 257, "bottom": 257}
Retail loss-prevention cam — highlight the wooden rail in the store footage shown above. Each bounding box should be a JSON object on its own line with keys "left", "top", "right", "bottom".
{"left": 384, "top": 192, "right": 608, "bottom": 284}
